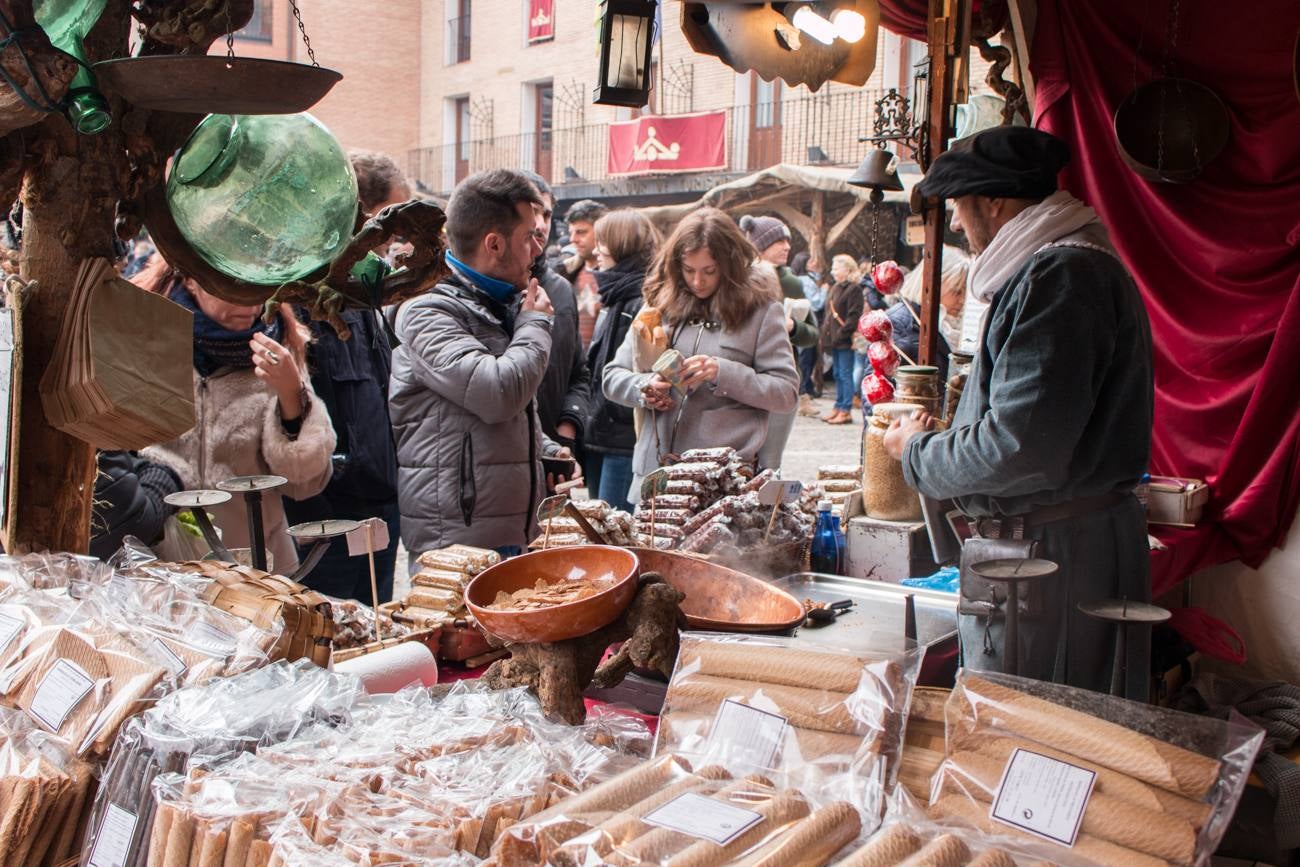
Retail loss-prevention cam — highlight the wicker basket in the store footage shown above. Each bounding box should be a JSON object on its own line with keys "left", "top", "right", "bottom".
{"left": 331, "top": 627, "right": 442, "bottom": 664}
{"left": 171, "top": 561, "right": 335, "bottom": 666}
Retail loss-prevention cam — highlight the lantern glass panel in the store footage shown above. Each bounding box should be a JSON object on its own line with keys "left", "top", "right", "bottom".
{"left": 606, "top": 13, "right": 650, "bottom": 89}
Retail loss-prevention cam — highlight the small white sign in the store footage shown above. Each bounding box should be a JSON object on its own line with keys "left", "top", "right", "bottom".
{"left": 149, "top": 637, "right": 188, "bottom": 678}
{"left": 28, "top": 658, "right": 95, "bottom": 733}
{"left": 990, "top": 748, "right": 1097, "bottom": 847}
{"left": 643, "top": 791, "right": 764, "bottom": 846}
{"left": 0, "top": 610, "right": 24, "bottom": 654}
{"left": 87, "top": 803, "right": 138, "bottom": 867}
{"left": 757, "top": 479, "right": 803, "bottom": 506}
{"left": 706, "top": 699, "right": 788, "bottom": 770}
{"left": 346, "top": 517, "right": 392, "bottom": 557}
{"left": 184, "top": 621, "right": 237, "bottom": 658}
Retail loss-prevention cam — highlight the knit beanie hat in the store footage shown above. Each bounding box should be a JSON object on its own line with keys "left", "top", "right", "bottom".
{"left": 739, "top": 214, "right": 791, "bottom": 254}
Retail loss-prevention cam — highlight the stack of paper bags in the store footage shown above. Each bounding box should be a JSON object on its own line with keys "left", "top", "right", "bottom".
{"left": 39, "top": 258, "right": 194, "bottom": 449}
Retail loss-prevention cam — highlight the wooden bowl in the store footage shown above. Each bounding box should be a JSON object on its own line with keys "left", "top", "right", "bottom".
{"left": 634, "top": 548, "right": 805, "bottom": 632}
{"left": 465, "top": 546, "right": 639, "bottom": 643}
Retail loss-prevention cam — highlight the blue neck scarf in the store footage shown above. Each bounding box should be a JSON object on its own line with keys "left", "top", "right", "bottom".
{"left": 171, "top": 284, "right": 282, "bottom": 378}
{"left": 445, "top": 252, "right": 518, "bottom": 304}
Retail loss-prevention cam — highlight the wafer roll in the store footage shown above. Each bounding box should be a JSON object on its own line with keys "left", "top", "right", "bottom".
{"left": 957, "top": 675, "right": 1220, "bottom": 799}
{"left": 22, "top": 772, "right": 70, "bottom": 867}
{"left": 668, "top": 676, "right": 861, "bottom": 735}
{"left": 959, "top": 734, "right": 1213, "bottom": 829}
{"left": 163, "top": 808, "right": 195, "bottom": 867}
{"left": 834, "top": 824, "right": 922, "bottom": 867}
{"left": 681, "top": 643, "right": 872, "bottom": 693}
{"left": 0, "top": 777, "right": 42, "bottom": 867}
{"left": 197, "top": 825, "right": 228, "bottom": 867}
{"left": 928, "top": 794, "right": 1171, "bottom": 867}
{"left": 661, "top": 713, "right": 875, "bottom": 762}
{"left": 148, "top": 802, "right": 175, "bottom": 867}
{"left": 967, "top": 848, "right": 1018, "bottom": 867}
{"left": 730, "top": 801, "right": 860, "bottom": 867}
{"left": 665, "top": 792, "right": 811, "bottom": 867}
{"left": 249, "top": 838, "right": 274, "bottom": 867}
{"left": 51, "top": 766, "right": 92, "bottom": 861}
{"left": 942, "top": 750, "right": 1195, "bottom": 864}
{"left": 223, "top": 818, "right": 253, "bottom": 867}
{"left": 188, "top": 817, "right": 207, "bottom": 866}
{"left": 899, "top": 834, "right": 969, "bottom": 867}
{"left": 612, "top": 774, "right": 775, "bottom": 865}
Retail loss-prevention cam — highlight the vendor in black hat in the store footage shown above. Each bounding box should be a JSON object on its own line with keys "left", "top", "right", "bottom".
{"left": 882, "top": 126, "right": 1155, "bottom": 697}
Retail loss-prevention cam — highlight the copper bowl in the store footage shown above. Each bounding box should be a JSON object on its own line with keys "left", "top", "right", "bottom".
{"left": 1113, "top": 78, "right": 1230, "bottom": 183}
{"left": 465, "top": 546, "right": 639, "bottom": 643}
{"left": 634, "top": 548, "right": 805, "bottom": 632}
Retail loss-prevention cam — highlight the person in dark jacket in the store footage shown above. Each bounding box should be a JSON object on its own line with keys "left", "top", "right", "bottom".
{"left": 90, "top": 451, "right": 182, "bottom": 559}
{"left": 585, "top": 209, "right": 661, "bottom": 511}
{"left": 284, "top": 150, "right": 410, "bottom": 603}
{"left": 821, "top": 255, "right": 865, "bottom": 424}
{"left": 523, "top": 172, "right": 592, "bottom": 468}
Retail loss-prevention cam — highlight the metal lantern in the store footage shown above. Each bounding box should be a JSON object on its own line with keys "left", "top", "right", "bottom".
{"left": 593, "top": 0, "right": 658, "bottom": 107}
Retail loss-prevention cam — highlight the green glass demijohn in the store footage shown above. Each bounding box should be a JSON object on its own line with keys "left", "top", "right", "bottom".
{"left": 33, "top": 0, "right": 112, "bottom": 134}
{"left": 166, "top": 112, "right": 359, "bottom": 285}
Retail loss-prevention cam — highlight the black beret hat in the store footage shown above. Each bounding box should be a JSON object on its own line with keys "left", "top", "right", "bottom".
{"left": 916, "top": 126, "right": 1071, "bottom": 200}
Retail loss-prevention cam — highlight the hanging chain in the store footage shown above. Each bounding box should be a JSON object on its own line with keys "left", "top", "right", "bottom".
{"left": 224, "top": 2, "right": 235, "bottom": 60}
{"left": 867, "top": 188, "right": 883, "bottom": 268}
{"left": 289, "top": 0, "right": 319, "bottom": 67}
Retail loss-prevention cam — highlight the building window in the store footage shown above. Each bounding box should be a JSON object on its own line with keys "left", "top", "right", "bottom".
{"left": 237, "top": 0, "right": 274, "bottom": 42}
{"left": 453, "top": 97, "right": 471, "bottom": 183}
{"left": 447, "top": 0, "right": 472, "bottom": 64}
{"left": 534, "top": 82, "right": 553, "bottom": 182}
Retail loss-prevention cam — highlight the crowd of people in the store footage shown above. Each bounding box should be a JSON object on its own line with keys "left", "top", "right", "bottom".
{"left": 78, "top": 153, "right": 975, "bottom": 605}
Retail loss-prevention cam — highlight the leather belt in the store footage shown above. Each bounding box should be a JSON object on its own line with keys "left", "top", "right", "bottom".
{"left": 969, "top": 490, "right": 1134, "bottom": 540}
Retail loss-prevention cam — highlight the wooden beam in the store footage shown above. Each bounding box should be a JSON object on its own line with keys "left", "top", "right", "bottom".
{"left": 827, "top": 199, "right": 868, "bottom": 248}
{"left": 766, "top": 202, "right": 817, "bottom": 245}
{"left": 1006, "top": 0, "right": 1037, "bottom": 112}
{"left": 809, "top": 191, "right": 827, "bottom": 272}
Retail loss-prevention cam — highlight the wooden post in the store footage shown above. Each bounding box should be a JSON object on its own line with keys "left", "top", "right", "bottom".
{"left": 918, "top": 0, "right": 961, "bottom": 367}
{"left": 809, "top": 190, "right": 827, "bottom": 268}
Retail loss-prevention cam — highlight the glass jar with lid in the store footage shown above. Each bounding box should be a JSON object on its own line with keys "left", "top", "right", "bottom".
{"left": 863, "top": 402, "right": 923, "bottom": 522}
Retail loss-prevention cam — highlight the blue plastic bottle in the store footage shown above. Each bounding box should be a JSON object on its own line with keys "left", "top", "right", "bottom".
{"left": 810, "top": 499, "right": 843, "bottom": 575}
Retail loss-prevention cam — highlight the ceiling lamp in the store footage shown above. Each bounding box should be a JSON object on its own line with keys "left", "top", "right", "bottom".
{"left": 593, "top": 0, "right": 658, "bottom": 108}
{"left": 831, "top": 8, "right": 867, "bottom": 43}
{"left": 791, "top": 7, "right": 836, "bottom": 45}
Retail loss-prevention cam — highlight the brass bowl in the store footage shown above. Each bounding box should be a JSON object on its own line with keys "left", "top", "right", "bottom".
{"left": 95, "top": 56, "right": 342, "bottom": 115}
{"left": 465, "top": 546, "right": 639, "bottom": 643}
{"left": 634, "top": 548, "right": 805, "bottom": 632}
{"left": 1113, "top": 78, "right": 1230, "bottom": 183}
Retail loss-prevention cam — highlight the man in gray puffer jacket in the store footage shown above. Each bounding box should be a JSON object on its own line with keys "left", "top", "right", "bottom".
{"left": 390, "top": 169, "right": 555, "bottom": 559}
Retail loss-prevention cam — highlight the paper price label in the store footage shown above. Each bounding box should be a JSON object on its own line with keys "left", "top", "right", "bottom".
{"left": 990, "top": 748, "right": 1096, "bottom": 847}
{"left": 149, "top": 638, "right": 188, "bottom": 678}
{"left": 643, "top": 791, "right": 764, "bottom": 846}
{"left": 641, "top": 469, "right": 670, "bottom": 500}
{"left": 757, "top": 479, "right": 803, "bottom": 506}
{"left": 706, "top": 699, "right": 788, "bottom": 770}
{"left": 87, "top": 803, "right": 138, "bottom": 867}
{"left": 28, "top": 658, "right": 94, "bottom": 733}
{"left": 0, "top": 610, "right": 24, "bottom": 654}
{"left": 536, "top": 494, "right": 570, "bottom": 523}
{"left": 346, "top": 517, "right": 392, "bottom": 557}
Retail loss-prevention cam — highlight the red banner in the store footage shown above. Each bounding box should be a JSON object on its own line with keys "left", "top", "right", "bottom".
{"left": 527, "top": 0, "right": 554, "bottom": 43}
{"left": 607, "top": 111, "right": 728, "bottom": 177}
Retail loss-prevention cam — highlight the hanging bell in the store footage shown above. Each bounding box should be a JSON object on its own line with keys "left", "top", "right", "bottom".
{"left": 847, "top": 147, "right": 905, "bottom": 199}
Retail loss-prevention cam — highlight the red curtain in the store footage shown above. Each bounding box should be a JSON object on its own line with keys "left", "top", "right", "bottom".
{"left": 1030, "top": 0, "right": 1300, "bottom": 597}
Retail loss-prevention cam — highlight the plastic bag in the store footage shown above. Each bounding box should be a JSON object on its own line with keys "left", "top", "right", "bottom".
{"left": 833, "top": 819, "right": 1028, "bottom": 867}
{"left": 494, "top": 752, "right": 864, "bottom": 866}
{"left": 924, "top": 670, "right": 1263, "bottom": 867}
{"left": 655, "top": 633, "right": 925, "bottom": 820}
{"left": 80, "top": 660, "right": 366, "bottom": 867}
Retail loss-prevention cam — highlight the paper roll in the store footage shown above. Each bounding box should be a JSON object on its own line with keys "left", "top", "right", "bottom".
{"left": 334, "top": 640, "right": 438, "bottom": 694}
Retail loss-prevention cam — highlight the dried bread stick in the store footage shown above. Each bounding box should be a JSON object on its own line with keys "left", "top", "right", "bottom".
{"left": 664, "top": 791, "right": 811, "bottom": 867}
{"left": 928, "top": 794, "right": 1172, "bottom": 867}
{"left": 728, "top": 801, "right": 861, "bottom": 867}
{"left": 942, "top": 749, "right": 1195, "bottom": 864}
{"left": 956, "top": 675, "right": 1220, "bottom": 799}
{"left": 899, "top": 834, "right": 969, "bottom": 867}
{"left": 967, "top": 848, "right": 1019, "bottom": 867}
{"left": 959, "top": 733, "right": 1213, "bottom": 829}
{"left": 834, "top": 824, "right": 923, "bottom": 867}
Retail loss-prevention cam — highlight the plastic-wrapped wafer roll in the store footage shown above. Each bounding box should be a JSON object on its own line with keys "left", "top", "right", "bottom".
{"left": 660, "top": 712, "right": 876, "bottom": 762}
{"left": 957, "top": 675, "right": 1220, "bottom": 799}
{"left": 248, "top": 838, "right": 274, "bottom": 867}
{"left": 52, "top": 767, "right": 92, "bottom": 861}
{"left": 197, "top": 825, "right": 228, "bottom": 867}
{"left": 162, "top": 808, "right": 195, "bottom": 867}
{"left": 899, "top": 834, "right": 970, "bottom": 867}
{"left": 610, "top": 774, "right": 775, "bottom": 866}
{"left": 928, "top": 794, "right": 1172, "bottom": 867}
{"left": 147, "top": 802, "right": 176, "bottom": 867}
{"left": 680, "top": 643, "right": 872, "bottom": 693}
{"left": 544, "top": 754, "right": 692, "bottom": 819}
{"left": 942, "top": 750, "right": 1195, "bottom": 864}
{"left": 834, "top": 824, "right": 923, "bottom": 867}
{"left": 188, "top": 817, "right": 207, "bottom": 866}
{"left": 960, "top": 734, "right": 1213, "bottom": 829}
{"left": 967, "top": 848, "right": 1019, "bottom": 867}
{"left": 729, "top": 801, "right": 861, "bottom": 867}
{"left": 664, "top": 792, "right": 811, "bottom": 867}
{"left": 223, "top": 818, "right": 253, "bottom": 867}
{"left": 668, "top": 675, "right": 861, "bottom": 735}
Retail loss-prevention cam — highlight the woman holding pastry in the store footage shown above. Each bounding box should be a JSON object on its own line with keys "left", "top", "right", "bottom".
{"left": 603, "top": 208, "right": 799, "bottom": 495}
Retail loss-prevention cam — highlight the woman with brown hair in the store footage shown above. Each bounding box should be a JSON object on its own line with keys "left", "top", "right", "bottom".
{"left": 603, "top": 208, "right": 798, "bottom": 488}
{"left": 585, "top": 209, "right": 662, "bottom": 511}
{"left": 821, "top": 254, "right": 865, "bottom": 424}
{"left": 133, "top": 257, "right": 336, "bottom": 572}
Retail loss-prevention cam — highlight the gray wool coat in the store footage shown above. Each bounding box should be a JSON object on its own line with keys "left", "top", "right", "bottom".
{"left": 603, "top": 293, "right": 799, "bottom": 479}
{"left": 389, "top": 274, "right": 552, "bottom": 556}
